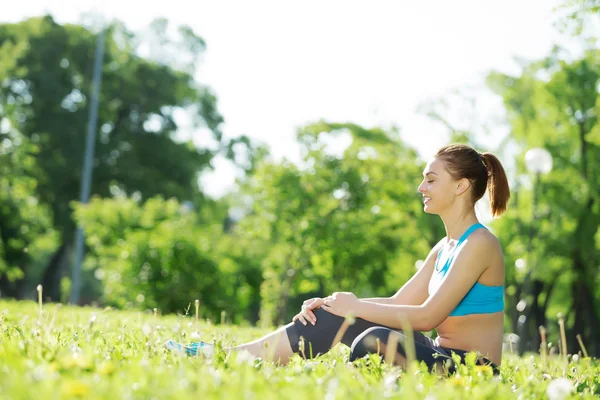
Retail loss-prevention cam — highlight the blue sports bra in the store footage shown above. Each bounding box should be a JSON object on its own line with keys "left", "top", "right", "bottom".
{"left": 428, "top": 223, "right": 504, "bottom": 317}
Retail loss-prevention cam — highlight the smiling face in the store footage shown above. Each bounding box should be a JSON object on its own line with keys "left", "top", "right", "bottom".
{"left": 418, "top": 158, "right": 467, "bottom": 215}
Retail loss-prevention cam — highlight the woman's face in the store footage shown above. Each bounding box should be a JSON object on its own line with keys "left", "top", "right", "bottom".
{"left": 417, "top": 158, "right": 459, "bottom": 215}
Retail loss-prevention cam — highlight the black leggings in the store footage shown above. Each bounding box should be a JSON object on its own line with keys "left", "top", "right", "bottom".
{"left": 284, "top": 308, "right": 498, "bottom": 374}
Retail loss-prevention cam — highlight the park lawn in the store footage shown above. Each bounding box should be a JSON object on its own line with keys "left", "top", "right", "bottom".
{"left": 0, "top": 300, "right": 598, "bottom": 399}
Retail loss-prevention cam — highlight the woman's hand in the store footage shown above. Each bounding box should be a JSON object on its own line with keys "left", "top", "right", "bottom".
{"left": 321, "top": 292, "right": 359, "bottom": 318}
{"left": 292, "top": 297, "right": 324, "bottom": 326}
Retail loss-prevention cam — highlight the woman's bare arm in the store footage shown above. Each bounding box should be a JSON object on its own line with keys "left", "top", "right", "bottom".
{"left": 351, "top": 232, "right": 494, "bottom": 331}
{"left": 362, "top": 239, "right": 444, "bottom": 306}
{"left": 297, "top": 239, "right": 444, "bottom": 323}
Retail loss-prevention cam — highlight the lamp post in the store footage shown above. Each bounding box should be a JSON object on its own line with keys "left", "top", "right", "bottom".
{"left": 518, "top": 147, "right": 552, "bottom": 353}
{"left": 70, "top": 28, "right": 106, "bottom": 305}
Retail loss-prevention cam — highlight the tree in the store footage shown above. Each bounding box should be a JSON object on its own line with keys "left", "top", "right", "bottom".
{"left": 0, "top": 16, "right": 234, "bottom": 301}
{"left": 555, "top": 0, "right": 600, "bottom": 37}
{"left": 0, "top": 125, "right": 55, "bottom": 297}
{"left": 486, "top": 49, "right": 600, "bottom": 355}
{"left": 234, "top": 121, "right": 444, "bottom": 325}
{"left": 73, "top": 195, "right": 264, "bottom": 322}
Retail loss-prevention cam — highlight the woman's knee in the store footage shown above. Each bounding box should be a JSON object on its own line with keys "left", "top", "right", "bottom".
{"left": 285, "top": 308, "right": 346, "bottom": 358}
{"left": 350, "top": 327, "right": 400, "bottom": 360}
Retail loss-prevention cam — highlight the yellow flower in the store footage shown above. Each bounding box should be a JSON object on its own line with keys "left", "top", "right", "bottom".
{"left": 60, "top": 354, "right": 91, "bottom": 370}
{"left": 98, "top": 361, "right": 115, "bottom": 376}
{"left": 449, "top": 376, "right": 470, "bottom": 386}
{"left": 474, "top": 365, "right": 494, "bottom": 377}
{"left": 61, "top": 380, "right": 90, "bottom": 397}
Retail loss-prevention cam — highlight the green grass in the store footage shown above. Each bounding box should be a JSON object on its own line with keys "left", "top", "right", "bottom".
{"left": 0, "top": 300, "right": 598, "bottom": 399}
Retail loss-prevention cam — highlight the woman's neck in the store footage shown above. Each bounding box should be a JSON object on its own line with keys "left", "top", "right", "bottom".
{"left": 441, "top": 208, "right": 478, "bottom": 241}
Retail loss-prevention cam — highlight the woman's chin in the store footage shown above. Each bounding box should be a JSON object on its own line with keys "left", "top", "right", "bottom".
{"left": 423, "top": 204, "right": 436, "bottom": 214}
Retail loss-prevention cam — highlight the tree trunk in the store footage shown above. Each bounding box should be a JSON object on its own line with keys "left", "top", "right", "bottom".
{"left": 529, "top": 279, "right": 546, "bottom": 353}
{"left": 514, "top": 271, "right": 534, "bottom": 355}
{"left": 0, "top": 275, "right": 20, "bottom": 299}
{"left": 570, "top": 117, "right": 598, "bottom": 355}
{"left": 585, "top": 284, "right": 600, "bottom": 356}
{"left": 0, "top": 265, "right": 26, "bottom": 300}
{"left": 275, "top": 258, "right": 296, "bottom": 325}
{"left": 41, "top": 241, "right": 67, "bottom": 302}
{"left": 571, "top": 277, "right": 585, "bottom": 356}
{"left": 249, "top": 288, "right": 261, "bottom": 325}
{"left": 570, "top": 275, "right": 600, "bottom": 357}
{"left": 514, "top": 281, "right": 526, "bottom": 355}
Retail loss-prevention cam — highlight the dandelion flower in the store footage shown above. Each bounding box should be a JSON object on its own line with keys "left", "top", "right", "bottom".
{"left": 546, "top": 378, "right": 573, "bottom": 400}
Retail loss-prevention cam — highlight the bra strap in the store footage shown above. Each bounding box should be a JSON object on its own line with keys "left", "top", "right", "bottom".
{"left": 457, "top": 222, "right": 486, "bottom": 246}
{"left": 436, "top": 223, "right": 487, "bottom": 273}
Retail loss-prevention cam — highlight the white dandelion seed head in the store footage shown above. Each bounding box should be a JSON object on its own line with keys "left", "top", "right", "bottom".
{"left": 546, "top": 378, "right": 573, "bottom": 400}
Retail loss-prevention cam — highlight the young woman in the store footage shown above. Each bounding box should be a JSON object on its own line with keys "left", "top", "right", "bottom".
{"left": 165, "top": 143, "right": 510, "bottom": 373}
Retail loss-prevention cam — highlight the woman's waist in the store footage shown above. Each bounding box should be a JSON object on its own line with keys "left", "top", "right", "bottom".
{"left": 434, "top": 312, "right": 504, "bottom": 358}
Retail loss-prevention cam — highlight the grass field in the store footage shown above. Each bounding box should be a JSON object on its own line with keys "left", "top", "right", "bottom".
{"left": 0, "top": 299, "right": 598, "bottom": 399}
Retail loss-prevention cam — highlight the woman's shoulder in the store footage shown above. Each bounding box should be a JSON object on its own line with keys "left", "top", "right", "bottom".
{"left": 468, "top": 227, "right": 502, "bottom": 254}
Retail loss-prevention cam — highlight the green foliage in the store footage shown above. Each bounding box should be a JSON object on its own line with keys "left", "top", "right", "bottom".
{"left": 0, "top": 126, "right": 55, "bottom": 296}
{"left": 2, "top": 5, "right": 600, "bottom": 365}
{"left": 555, "top": 0, "right": 600, "bottom": 36}
{"left": 70, "top": 120, "right": 443, "bottom": 326}
{"left": 0, "top": 14, "right": 225, "bottom": 251}
{"left": 0, "top": 300, "right": 599, "bottom": 399}
{"left": 72, "top": 196, "right": 261, "bottom": 322}
{"left": 0, "top": 15, "right": 270, "bottom": 301}
{"left": 234, "top": 122, "right": 443, "bottom": 325}
{"left": 486, "top": 48, "right": 600, "bottom": 353}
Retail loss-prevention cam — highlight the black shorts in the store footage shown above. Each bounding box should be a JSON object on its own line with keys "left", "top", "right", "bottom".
{"left": 285, "top": 308, "right": 499, "bottom": 374}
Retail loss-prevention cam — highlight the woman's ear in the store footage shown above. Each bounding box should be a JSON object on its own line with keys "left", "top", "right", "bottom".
{"left": 456, "top": 178, "right": 471, "bottom": 196}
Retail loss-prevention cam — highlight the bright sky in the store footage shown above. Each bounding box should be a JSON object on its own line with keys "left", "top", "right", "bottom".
{"left": 5, "top": 0, "right": 565, "bottom": 198}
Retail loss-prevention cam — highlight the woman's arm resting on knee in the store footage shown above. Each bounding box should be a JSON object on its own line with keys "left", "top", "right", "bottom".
{"left": 351, "top": 234, "right": 494, "bottom": 331}
{"left": 360, "top": 297, "right": 396, "bottom": 305}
